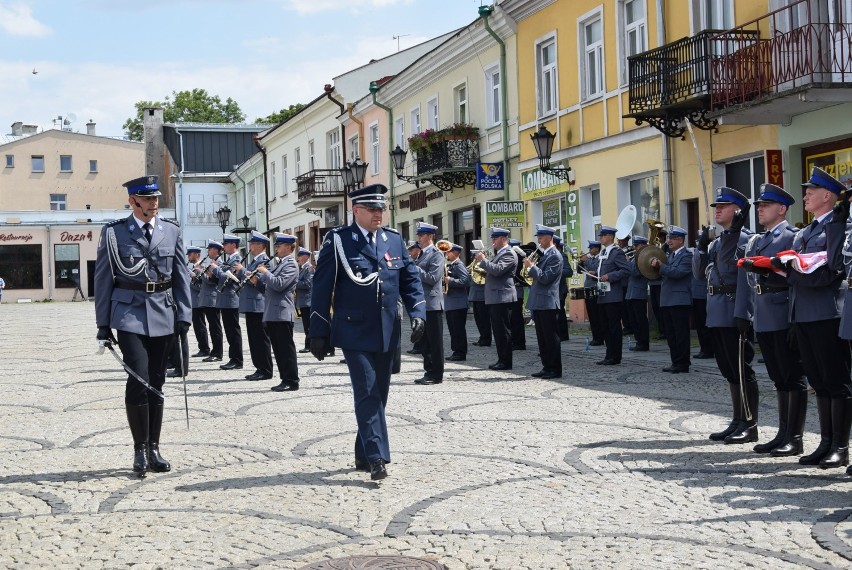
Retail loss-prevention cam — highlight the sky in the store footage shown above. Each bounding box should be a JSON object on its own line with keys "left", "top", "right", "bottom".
{"left": 0, "top": 0, "right": 492, "bottom": 137}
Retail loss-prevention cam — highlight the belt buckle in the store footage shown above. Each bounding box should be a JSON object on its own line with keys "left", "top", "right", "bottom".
{"left": 707, "top": 286, "right": 715, "bottom": 295}
{"left": 146, "top": 282, "right": 156, "bottom": 293}
{"left": 754, "top": 284, "right": 764, "bottom": 295}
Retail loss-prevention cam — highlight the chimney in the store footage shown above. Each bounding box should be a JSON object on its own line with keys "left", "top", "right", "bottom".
{"left": 21, "top": 125, "right": 38, "bottom": 135}
{"left": 142, "top": 107, "right": 166, "bottom": 202}
{"left": 11, "top": 122, "right": 22, "bottom": 136}
{"left": 86, "top": 121, "right": 96, "bottom": 136}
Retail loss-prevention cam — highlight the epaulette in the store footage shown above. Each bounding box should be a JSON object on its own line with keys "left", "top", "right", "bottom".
{"left": 105, "top": 219, "right": 122, "bottom": 227}
{"left": 161, "top": 217, "right": 180, "bottom": 226}
{"left": 382, "top": 226, "right": 399, "bottom": 235}
{"left": 788, "top": 224, "right": 800, "bottom": 233}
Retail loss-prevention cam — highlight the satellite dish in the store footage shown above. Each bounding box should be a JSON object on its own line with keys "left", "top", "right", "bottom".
{"left": 66, "top": 113, "right": 77, "bottom": 124}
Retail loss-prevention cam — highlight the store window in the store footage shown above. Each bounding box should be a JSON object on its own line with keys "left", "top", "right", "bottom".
{"left": 55, "top": 244, "right": 80, "bottom": 289}
{"left": 628, "top": 174, "right": 660, "bottom": 235}
{"left": 0, "top": 244, "right": 43, "bottom": 288}
{"left": 453, "top": 207, "right": 479, "bottom": 264}
{"left": 725, "top": 156, "right": 765, "bottom": 231}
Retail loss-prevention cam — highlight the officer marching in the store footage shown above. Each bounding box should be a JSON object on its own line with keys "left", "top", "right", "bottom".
{"left": 232, "top": 230, "right": 274, "bottom": 381}
{"left": 414, "top": 222, "right": 445, "bottom": 385}
{"left": 525, "top": 224, "right": 564, "bottom": 379}
{"left": 475, "top": 227, "right": 518, "bottom": 371}
{"left": 444, "top": 243, "right": 471, "bottom": 362}
{"left": 94, "top": 175, "right": 192, "bottom": 476}
{"left": 295, "top": 247, "right": 314, "bottom": 354}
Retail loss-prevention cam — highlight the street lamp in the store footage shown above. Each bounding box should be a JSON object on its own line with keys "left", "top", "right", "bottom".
{"left": 340, "top": 157, "right": 368, "bottom": 190}
{"left": 530, "top": 125, "right": 575, "bottom": 183}
{"left": 216, "top": 206, "right": 231, "bottom": 236}
{"left": 240, "top": 214, "right": 250, "bottom": 229}
{"left": 390, "top": 145, "right": 418, "bottom": 186}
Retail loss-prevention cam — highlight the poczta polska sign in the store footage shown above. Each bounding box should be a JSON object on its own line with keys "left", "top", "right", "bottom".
{"left": 484, "top": 200, "right": 525, "bottom": 228}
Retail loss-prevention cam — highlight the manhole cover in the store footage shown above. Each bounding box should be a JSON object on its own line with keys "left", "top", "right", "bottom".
{"left": 297, "top": 555, "right": 448, "bottom": 569}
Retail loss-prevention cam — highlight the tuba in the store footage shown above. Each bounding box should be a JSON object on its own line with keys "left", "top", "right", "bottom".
{"left": 436, "top": 239, "right": 453, "bottom": 294}
{"left": 636, "top": 219, "right": 668, "bottom": 280}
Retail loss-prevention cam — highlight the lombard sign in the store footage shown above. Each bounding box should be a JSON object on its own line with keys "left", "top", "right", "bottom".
{"left": 521, "top": 162, "right": 569, "bottom": 199}
{"left": 476, "top": 162, "right": 504, "bottom": 191}
{"left": 484, "top": 200, "right": 525, "bottom": 228}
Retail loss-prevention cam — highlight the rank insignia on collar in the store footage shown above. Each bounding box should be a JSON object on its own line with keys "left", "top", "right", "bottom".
{"left": 381, "top": 231, "right": 387, "bottom": 242}
{"left": 352, "top": 232, "right": 359, "bottom": 241}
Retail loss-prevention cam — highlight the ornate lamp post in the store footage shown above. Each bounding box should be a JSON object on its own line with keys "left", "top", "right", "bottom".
{"left": 216, "top": 206, "right": 231, "bottom": 237}
{"left": 530, "top": 126, "right": 575, "bottom": 183}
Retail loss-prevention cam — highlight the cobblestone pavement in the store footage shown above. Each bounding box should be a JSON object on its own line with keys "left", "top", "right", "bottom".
{"left": 2, "top": 302, "right": 852, "bottom": 569}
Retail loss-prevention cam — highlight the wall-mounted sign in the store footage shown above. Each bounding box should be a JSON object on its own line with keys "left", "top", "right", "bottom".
{"left": 59, "top": 231, "right": 94, "bottom": 242}
{"left": 476, "top": 162, "right": 504, "bottom": 191}
{"left": 484, "top": 200, "right": 525, "bottom": 228}
{"left": 0, "top": 233, "right": 34, "bottom": 242}
{"left": 542, "top": 198, "right": 561, "bottom": 227}
{"left": 521, "top": 162, "right": 569, "bottom": 200}
{"left": 765, "top": 150, "right": 783, "bottom": 187}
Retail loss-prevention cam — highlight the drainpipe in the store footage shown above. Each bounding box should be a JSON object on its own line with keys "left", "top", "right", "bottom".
{"left": 253, "top": 135, "right": 270, "bottom": 232}
{"left": 46, "top": 223, "right": 53, "bottom": 300}
{"left": 233, "top": 168, "right": 248, "bottom": 229}
{"left": 657, "top": 1, "right": 674, "bottom": 225}
{"left": 370, "top": 81, "right": 396, "bottom": 227}
{"left": 347, "top": 103, "right": 364, "bottom": 225}
{"left": 480, "top": 4, "right": 511, "bottom": 202}
{"left": 175, "top": 127, "right": 187, "bottom": 229}
{"left": 324, "top": 84, "right": 348, "bottom": 227}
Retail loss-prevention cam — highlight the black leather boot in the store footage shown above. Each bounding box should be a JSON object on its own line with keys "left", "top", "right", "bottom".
{"left": 771, "top": 390, "right": 807, "bottom": 457}
{"left": 725, "top": 381, "right": 759, "bottom": 444}
{"left": 800, "top": 396, "right": 832, "bottom": 465}
{"left": 125, "top": 403, "right": 149, "bottom": 475}
{"left": 754, "top": 391, "right": 789, "bottom": 453}
{"left": 820, "top": 398, "right": 852, "bottom": 469}
{"left": 710, "top": 382, "right": 742, "bottom": 441}
{"left": 147, "top": 402, "right": 171, "bottom": 473}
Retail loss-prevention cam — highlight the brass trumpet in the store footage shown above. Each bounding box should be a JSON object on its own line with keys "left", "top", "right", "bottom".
{"left": 436, "top": 239, "right": 453, "bottom": 294}
{"left": 518, "top": 248, "right": 542, "bottom": 285}
{"left": 467, "top": 244, "right": 492, "bottom": 286}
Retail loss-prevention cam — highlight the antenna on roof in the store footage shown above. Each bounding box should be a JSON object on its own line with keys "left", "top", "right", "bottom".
{"left": 392, "top": 34, "right": 410, "bottom": 52}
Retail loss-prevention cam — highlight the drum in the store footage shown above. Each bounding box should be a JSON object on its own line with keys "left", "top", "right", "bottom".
{"left": 569, "top": 288, "right": 586, "bottom": 300}
{"left": 583, "top": 287, "right": 599, "bottom": 299}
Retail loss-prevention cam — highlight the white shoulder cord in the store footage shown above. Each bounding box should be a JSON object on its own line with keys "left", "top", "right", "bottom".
{"left": 106, "top": 226, "right": 147, "bottom": 279}
{"left": 843, "top": 228, "right": 852, "bottom": 273}
{"left": 332, "top": 232, "right": 379, "bottom": 286}
{"left": 745, "top": 233, "right": 762, "bottom": 289}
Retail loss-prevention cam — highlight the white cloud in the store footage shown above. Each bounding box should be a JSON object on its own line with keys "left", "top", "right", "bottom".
{"left": 0, "top": 2, "right": 52, "bottom": 37}
{"left": 284, "top": 0, "right": 411, "bottom": 16}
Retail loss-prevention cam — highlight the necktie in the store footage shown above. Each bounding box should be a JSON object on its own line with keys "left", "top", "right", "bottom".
{"left": 811, "top": 219, "right": 819, "bottom": 231}
{"left": 143, "top": 223, "right": 152, "bottom": 243}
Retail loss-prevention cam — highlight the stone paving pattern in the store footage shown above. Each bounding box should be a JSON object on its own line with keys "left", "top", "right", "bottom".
{"left": 2, "top": 302, "right": 852, "bottom": 569}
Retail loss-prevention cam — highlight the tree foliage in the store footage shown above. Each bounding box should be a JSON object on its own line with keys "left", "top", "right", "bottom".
{"left": 122, "top": 89, "right": 246, "bottom": 141}
{"left": 255, "top": 103, "right": 306, "bottom": 126}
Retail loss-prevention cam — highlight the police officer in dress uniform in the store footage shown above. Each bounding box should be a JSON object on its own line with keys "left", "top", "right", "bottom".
{"left": 781, "top": 167, "right": 852, "bottom": 469}
{"left": 740, "top": 185, "right": 807, "bottom": 456}
{"left": 308, "top": 184, "right": 426, "bottom": 480}
{"left": 626, "top": 236, "right": 650, "bottom": 352}
{"left": 595, "top": 225, "right": 632, "bottom": 365}
{"left": 468, "top": 249, "right": 492, "bottom": 347}
{"left": 94, "top": 175, "right": 192, "bottom": 475}
{"left": 256, "top": 233, "right": 300, "bottom": 392}
{"left": 651, "top": 226, "right": 693, "bottom": 373}
{"left": 579, "top": 240, "right": 605, "bottom": 345}
{"left": 295, "top": 247, "right": 314, "bottom": 353}
{"left": 509, "top": 238, "right": 528, "bottom": 350}
{"left": 405, "top": 241, "right": 423, "bottom": 355}
{"left": 554, "top": 236, "right": 573, "bottom": 342}
{"left": 475, "top": 227, "right": 518, "bottom": 371}
{"left": 209, "top": 234, "right": 244, "bottom": 370}
{"left": 233, "top": 230, "right": 274, "bottom": 381}
{"left": 199, "top": 241, "right": 224, "bottom": 362}
{"left": 695, "top": 188, "right": 757, "bottom": 444}
{"left": 444, "top": 243, "right": 471, "bottom": 362}
{"left": 526, "top": 225, "right": 564, "bottom": 379}
{"left": 691, "top": 266, "right": 714, "bottom": 360}
{"left": 187, "top": 246, "right": 210, "bottom": 357}
{"left": 414, "top": 222, "right": 445, "bottom": 385}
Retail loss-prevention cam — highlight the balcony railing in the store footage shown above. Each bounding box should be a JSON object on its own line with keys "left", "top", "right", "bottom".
{"left": 413, "top": 137, "right": 479, "bottom": 191}
{"left": 295, "top": 169, "right": 345, "bottom": 203}
{"left": 710, "top": 0, "right": 852, "bottom": 111}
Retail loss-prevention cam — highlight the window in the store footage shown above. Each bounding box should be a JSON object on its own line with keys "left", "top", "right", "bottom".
{"left": 348, "top": 135, "right": 360, "bottom": 161}
{"left": 454, "top": 84, "right": 468, "bottom": 123}
{"left": 692, "top": 0, "right": 733, "bottom": 32}
{"left": 5, "top": 155, "right": 13, "bottom": 168}
{"left": 295, "top": 148, "right": 301, "bottom": 177}
{"left": 629, "top": 174, "right": 660, "bottom": 235}
{"left": 54, "top": 244, "right": 80, "bottom": 289}
{"left": 270, "top": 161, "right": 277, "bottom": 197}
{"left": 427, "top": 97, "right": 439, "bottom": 130}
{"left": 536, "top": 38, "right": 558, "bottom": 116}
{"left": 0, "top": 244, "right": 43, "bottom": 289}
{"left": 212, "top": 194, "right": 228, "bottom": 212}
{"left": 620, "top": 0, "right": 647, "bottom": 85}
{"left": 725, "top": 156, "right": 766, "bottom": 231}
{"left": 327, "top": 129, "right": 342, "bottom": 170}
{"left": 60, "top": 155, "right": 72, "bottom": 172}
{"left": 308, "top": 139, "right": 315, "bottom": 170}
{"left": 369, "top": 123, "right": 380, "bottom": 175}
{"left": 31, "top": 155, "right": 44, "bottom": 172}
{"left": 50, "top": 194, "right": 67, "bottom": 211}
{"left": 410, "top": 107, "right": 421, "bottom": 136}
{"left": 189, "top": 194, "right": 205, "bottom": 216}
{"left": 485, "top": 65, "right": 502, "bottom": 126}
{"left": 394, "top": 117, "right": 405, "bottom": 150}
{"left": 282, "top": 155, "right": 289, "bottom": 196}
{"left": 247, "top": 179, "right": 257, "bottom": 219}
{"left": 582, "top": 14, "right": 604, "bottom": 99}
{"left": 89, "top": 160, "right": 97, "bottom": 173}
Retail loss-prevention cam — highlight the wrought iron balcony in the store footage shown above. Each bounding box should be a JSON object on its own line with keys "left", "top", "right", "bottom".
{"left": 413, "top": 137, "right": 480, "bottom": 191}
{"left": 708, "top": 0, "right": 852, "bottom": 123}
{"left": 294, "top": 169, "right": 345, "bottom": 208}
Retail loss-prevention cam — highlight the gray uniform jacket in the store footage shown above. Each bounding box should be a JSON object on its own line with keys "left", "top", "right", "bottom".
{"left": 212, "top": 253, "right": 242, "bottom": 310}
{"left": 479, "top": 246, "right": 518, "bottom": 305}
{"left": 744, "top": 223, "right": 798, "bottom": 333}
{"left": 596, "top": 245, "right": 631, "bottom": 305}
{"left": 198, "top": 257, "right": 219, "bottom": 308}
{"left": 94, "top": 214, "right": 192, "bottom": 337}
{"left": 625, "top": 258, "right": 649, "bottom": 301}
{"left": 580, "top": 255, "right": 599, "bottom": 288}
{"left": 786, "top": 216, "right": 845, "bottom": 324}
{"left": 189, "top": 261, "right": 203, "bottom": 308}
{"left": 416, "top": 244, "right": 445, "bottom": 311}
{"left": 827, "top": 220, "right": 852, "bottom": 338}
{"left": 236, "top": 253, "right": 269, "bottom": 314}
{"left": 444, "top": 258, "right": 471, "bottom": 311}
{"left": 258, "top": 254, "right": 297, "bottom": 323}
{"left": 295, "top": 262, "right": 313, "bottom": 309}
{"left": 690, "top": 274, "right": 707, "bottom": 300}
{"left": 694, "top": 229, "right": 752, "bottom": 327}
{"left": 659, "top": 247, "right": 694, "bottom": 307}
{"left": 526, "top": 247, "right": 563, "bottom": 310}
{"left": 468, "top": 280, "right": 485, "bottom": 302}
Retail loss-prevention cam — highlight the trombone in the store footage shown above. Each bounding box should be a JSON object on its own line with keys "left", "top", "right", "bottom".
{"left": 436, "top": 239, "right": 453, "bottom": 294}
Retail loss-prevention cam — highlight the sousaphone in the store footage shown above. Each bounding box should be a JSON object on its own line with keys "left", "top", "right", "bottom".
{"left": 637, "top": 219, "right": 668, "bottom": 280}
{"left": 615, "top": 205, "right": 636, "bottom": 240}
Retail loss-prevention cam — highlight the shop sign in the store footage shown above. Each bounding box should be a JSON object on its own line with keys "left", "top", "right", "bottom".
{"left": 60, "top": 231, "right": 94, "bottom": 242}
{"left": 562, "top": 187, "right": 583, "bottom": 287}
{"left": 0, "top": 232, "right": 34, "bottom": 242}
{"left": 765, "top": 150, "right": 783, "bottom": 186}
{"left": 542, "top": 198, "right": 561, "bottom": 227}
{"left": 804, "top": 146, "right": 852, "bottom": 184}
{"left": 484, "top": 200, "right": 525, "bottom": 228}
{"left": 476, "top": 163, "right": 504, "bottom": 191}
{"left": 521, "top": 162, "right": 569, "bottom": 200}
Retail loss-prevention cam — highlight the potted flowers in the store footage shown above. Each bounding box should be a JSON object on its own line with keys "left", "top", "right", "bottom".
{"left": 407, "top": 129, "right": 439, "bottom": 158}
{"left": 445, "top": 122, "right": 479, "bottom": 141}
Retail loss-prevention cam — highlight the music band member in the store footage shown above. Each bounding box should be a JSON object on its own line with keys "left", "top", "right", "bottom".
{"left": 233, "top": 230, "right": 274, "bottom": 381}
{"left": 199, "top": 241, "right": 224, "bottom": 362}
{"left": 651, "top": 226, "right": 693, "bottom": 373}
{"left": 553, "top": 236, "right": 573, "bottom": 342}
{"left": 209, "top": 234, "right": 244, "bottom": 371}
{"left": 476, "top": 227, "right": 518, "bottom": 371}
{"left": 579, "top": 240, "right": 605, "bottom": 346}
{"left": 697, "top": 187, "right": 756, "bottom": 444}
{"left": 187, "top": 246, "right": 210, "bottom": 358}
{"left": 526, "top": 224, "right": 563, "bottom": 379}
{"left": 509, "top": 238, "right": 528, "bottom": 351}
{"left": 444, "top": 243, "right": 471, "bottom": 362}
{"left": 414, "top": 222, "right": 445, "bottom": 385}
{"left": 626, "top": 236, "right": 650, "bottom": 352}
{"left": 308, "top": 184, "right": 426, "bottom": 480}
{"left": 295, "top": 247, "right": 314, "bottom": 354}
{"left": 595, "top": 225, "right": 631, "bottom": 366}
{"left": 468, "top": 249, "right": 492, "bottom": 347}
{"left": 94, "top": 175, "right": 192, "bottom": 475}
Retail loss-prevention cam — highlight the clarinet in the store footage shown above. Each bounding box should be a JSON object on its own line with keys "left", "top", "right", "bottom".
{"left": 234, "top": 257, "right": 278, "bottom": 293}
{"left": 189, "top": 255, "right": 210, "bottom": 285}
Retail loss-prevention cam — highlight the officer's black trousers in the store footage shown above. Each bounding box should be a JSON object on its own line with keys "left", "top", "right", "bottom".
{"left": 691, "top": 298, "right": 713, "bottom": 355}
{"left": 757, "top": 329, "right": 806, "bottom": 392}
{"left": 795, "top": 319, "right": 852, "bottom": 398}
{"left": 661, "top": 305, "right": 691, "bottom": 369}
{"left": 472, "top": 300, "right": 492, "bottom": 345}
{"left": 533, "top": 309, "right": 561, "bottom": 374}
{"left": 585, "top": 296, "right": 606, "bottom": 342}
{"left": 710, "top": 326, "right": 755, "bottom": 384}
{"left": 445, "top": 308, "right": 468, "bottom": 356}
{"left": 627, "top": 299, "right": 649, "bottom": 348}
{"left": 118, "top": 330, "right": 171, "bottom": 406}
{"left": 510, "top": 298, "right": 526, "bottom": 348}
{"left": 203, "top": 307, "right": 223, "bottom": 358}
{"left": 421, "top": 309, "right": 445, "bottom": 380}
{"left": 220, "top": 308, "right": 243, "bottom": 365}
{"left": 600, "top": 301, "right": 623, "bottom": 363}
{"left": 300, "top": 309, "right": 311, "bottom": 350}
{"left": 191, "top": 307, "right": 209, "bottom": 353}
{"left": 489, "top": 302, "right": 512, "bottom": 366}
{"left": 244, "top": 312, "right": 273, "bottom": 376}
{"left": 266, "top": 321, "right": 299, "bottom": 383}
{"left": 555, "top": 293, "right": 570, "bottom": 341}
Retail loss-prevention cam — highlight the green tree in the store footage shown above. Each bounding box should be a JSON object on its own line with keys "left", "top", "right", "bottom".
{"left": 122, "top": 89, "right": 246, "bottom": 141}
{"left": 255, "top": 103, "right": 306, "bottom": 125}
